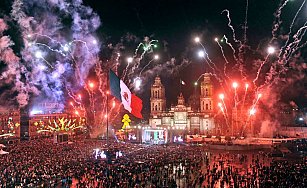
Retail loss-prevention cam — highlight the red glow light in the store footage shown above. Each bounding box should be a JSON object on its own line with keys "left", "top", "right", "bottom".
{"left": 219, "top": 94, "right": 224, "bottom": 100}
{"left": 89, "top": 82, "right": 94, "bottom": 88}
{"left": 258, "top": 93, "right": 262, "bottom": 98}
{"left": 249, "top": 108, "right": 256, "bottom": 115}
{"left": 232, "top": 82, "right": 238, "bottom": 89}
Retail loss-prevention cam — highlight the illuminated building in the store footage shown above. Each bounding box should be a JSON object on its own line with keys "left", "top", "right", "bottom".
{"left": 0, "top": 110, "right": 20, "bottom": 138}
{"left": 29, "top": 113, "right": 86, "bottom": 139}
{"left": 146, "top": 74, "right": 215, "bottom": 143}
{"left": 1, "top": 102, "right": 87, "bottom": 141}
{"left": 23, "top": 102, "right": 85, "bottom": 139}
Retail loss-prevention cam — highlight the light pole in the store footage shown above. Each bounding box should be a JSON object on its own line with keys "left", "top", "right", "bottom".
{"left": 106, "top": 91, "right": 109, "bottom": 146}
{"left": 88, "top": 81, "right": 96, "bottom": 128}
{"left": 137, "top": 125, "right": 142, "bottom": 144}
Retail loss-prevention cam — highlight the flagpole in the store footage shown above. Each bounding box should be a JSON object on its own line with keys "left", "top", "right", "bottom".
{"left": 180, "top": 79, "right": 182, "bottom": 93}
{"left": 106, "top": 70, "right": 109, "bottom": 147}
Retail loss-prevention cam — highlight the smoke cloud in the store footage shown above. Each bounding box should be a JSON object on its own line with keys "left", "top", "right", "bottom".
{"left": 0, "top": 0, "right": 101, "bottom": 109}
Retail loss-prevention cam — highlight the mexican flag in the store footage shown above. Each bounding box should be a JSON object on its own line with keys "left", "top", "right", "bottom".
{"left": 109, "top": 70, "right": 143, "bottom": 119}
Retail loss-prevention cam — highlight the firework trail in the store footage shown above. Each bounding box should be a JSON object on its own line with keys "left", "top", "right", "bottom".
{"left": 122, "top": 0, "right": 306, "bottom": 138}
{"left": 207, "top": 0, "right": 305, "bottom": 136}
{"left": 114, "top": 52, "right": 121, "bottom": 73}
{"left": 285, "top": 25, "right": 307, "bottom": 61}
{"left": 121, "top": 58, "right": 133, "bottom": 82}
{"left": 7, "top": 0, "right": 101, "bottom": 112}
{"left": 262, "top": 23, "right": 307, "bottom": 90}
{"left": 197, "top": 40, "right": 220, "bottom": 72}
{"left": 216, "top": 38, "right": 231, "bottom": 79}
{"left": 1, "top": 0, "right": 104, "bottom": 137}
{"left": 239, "top": 92, "right": 262, "bottom": 136}
{"left": 27, "top": 33, "right": 97, "bottom": 83}
{"left": 139, "top": 56, "right": 158, "bottom": 76}
{"left": 130, "top": 39, "right": 158, "bottom": 74}
{"left": 232, "top": 82, "right": 238, "bottom": 108}
{"left": 223, "top": 35, "right": 239, "bottom": 64}
{"left": 253, "top": 55, "right": 270, "bottom": 85}
{"left": 95, "top": 60, "right": 117, "bottom": 128}
{"left": 93, "top": 60, "right": 121, "bottom": 135}
{"left": 198, "top": 50, "right": 223, "bottom": 84}
{"left": 136, "top": 38, "right": 158, "bottom": 60}
{"left": 271, "top": 0, "right": 291, "bottom": 40}
{"left": 218, "top": 94, "right": 228, "bottom": 118}
{"left": 241, "top": 83, "right": 249, "bottom": 112}
{"left": 279, "top": 0, "right": 306, "bottom": 59}
{"left": 221, "top": 9, "right": 246, "bottom": 78}
{"left": 218, "top": 104, "right": 230, "bottom": 131}
{"left": 66, "top": 86, "right": 83, "bottom": 111}
{"left": 221, "top": 9, "right": 242, "bottom": 44}
{"left": 243, "top": 0, "right": 249, "bottom": 45}
{"left": 94, "top": 60, "right": 107, "bottom": 102}
{"left": 122, "top": 37, "right": 158, "bottom": 81}
{"left": 86, "top": 82, "right": 95, "bottom": 116}
{"left": 297, "top": 38, "right": 307, "bottom": 49}
{"left": 251, "top": 93, "right": 262, "bottom": 111}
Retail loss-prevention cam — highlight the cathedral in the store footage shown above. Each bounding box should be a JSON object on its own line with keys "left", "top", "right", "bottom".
{"left": 148, "top": 73, "right": 215, "bottom": 139}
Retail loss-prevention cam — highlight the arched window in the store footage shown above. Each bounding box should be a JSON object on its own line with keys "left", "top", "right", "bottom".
{"left": 155, "top": 105, "right": 158, "bottom": 111}
{"left": 206, "top": 104, "right": 209, "bottom": 110}
{"left": 155, "top": 91, "right": 158, "bottom": 98}
{"left": 205, "top": 88, "right": 209, "bottom": 96}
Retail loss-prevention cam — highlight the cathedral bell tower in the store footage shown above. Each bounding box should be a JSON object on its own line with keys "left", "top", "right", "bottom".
{"left": 200, "top": 73, "right": 213, "bottom": 113}
{"left": 177, "top": 93, "right": 185, "bottom": 106}
{"left": 150, "top": 76, "right": 166, "bottom": 116}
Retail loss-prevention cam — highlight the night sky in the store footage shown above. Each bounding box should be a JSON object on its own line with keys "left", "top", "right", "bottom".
{"left": 0, "top": 0, "right": 306, "bottom": 116}
{"left": 84, "top": 0, "right": 277, "bottom": 46}
{"left": 83, "top": 0, "right": 293, "bottom": 52}
{"left": 82, "top": 0, "right": 306, "bottom": 110}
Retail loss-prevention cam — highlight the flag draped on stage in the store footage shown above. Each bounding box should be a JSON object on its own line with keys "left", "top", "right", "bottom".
{"left": 109, "top": 70, "right": 143, "bottom": 119}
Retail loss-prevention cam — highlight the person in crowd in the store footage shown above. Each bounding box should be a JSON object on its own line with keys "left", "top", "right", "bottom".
{"left": 0, "top": 139, "right": 306, "bottom": 188}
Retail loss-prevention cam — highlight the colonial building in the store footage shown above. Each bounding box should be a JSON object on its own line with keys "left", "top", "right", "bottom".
{"left": 146, "top": 74, "right": 215, "bottom": 143}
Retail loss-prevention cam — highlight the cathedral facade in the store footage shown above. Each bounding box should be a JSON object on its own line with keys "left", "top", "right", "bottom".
{"left": 148, "top": 74, "right": 215, "bottom": 137}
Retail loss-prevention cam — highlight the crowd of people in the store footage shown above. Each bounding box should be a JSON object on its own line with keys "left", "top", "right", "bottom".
{"left": 0, "top": 138, "right": 306, "bottom": 187}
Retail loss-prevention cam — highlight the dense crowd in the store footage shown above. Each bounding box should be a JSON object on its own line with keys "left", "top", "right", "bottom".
{"left": 0, "top": 139, "right": 306, "bottom": 187}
